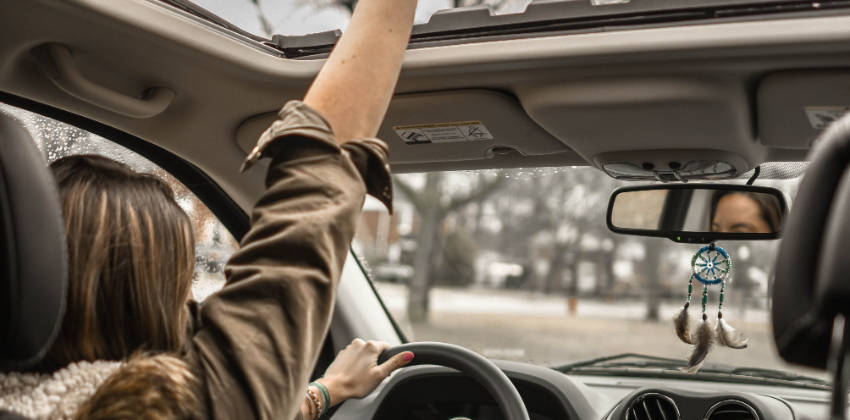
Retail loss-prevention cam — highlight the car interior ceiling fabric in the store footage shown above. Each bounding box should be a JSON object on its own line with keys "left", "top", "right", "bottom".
{"left": 771, "top": 111, "right": 850, "bottom": 370}
{"left": 0, "top": 112, "right": 67, "bottom": 373}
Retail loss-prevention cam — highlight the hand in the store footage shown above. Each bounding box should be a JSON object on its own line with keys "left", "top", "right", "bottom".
{"left": 316, "top": 339, "right": 414, "bottom": 406}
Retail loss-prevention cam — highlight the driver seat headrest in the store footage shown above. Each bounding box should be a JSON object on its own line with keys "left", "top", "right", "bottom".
{"left": 772, "top": 111, "right": 850, "bottom": 369}
{"left": 0, "top": 111, "right": 67, "bottom": 372}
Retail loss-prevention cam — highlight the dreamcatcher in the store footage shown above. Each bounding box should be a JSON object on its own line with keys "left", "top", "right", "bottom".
{"left": 673, "top": 243, "right": 748, "bottom": 373}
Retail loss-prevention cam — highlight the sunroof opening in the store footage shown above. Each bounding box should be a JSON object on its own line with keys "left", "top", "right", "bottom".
{"left": 190, "top": 0, "right": 532, "bottom": 37}
{"left": 167, "top": 0, "right": 850, "bottom": 58}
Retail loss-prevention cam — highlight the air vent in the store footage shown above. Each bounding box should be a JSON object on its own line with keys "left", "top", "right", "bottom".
{"left": 625, "top": 393, "right": 680, "bottom": 420}
{"left": 705, "top": 400, "right": 758, "bottom": 420}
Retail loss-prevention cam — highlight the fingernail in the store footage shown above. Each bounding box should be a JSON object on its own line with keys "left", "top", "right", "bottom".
{"left": 403, "top": 352, "right": 414, "bottom": 361}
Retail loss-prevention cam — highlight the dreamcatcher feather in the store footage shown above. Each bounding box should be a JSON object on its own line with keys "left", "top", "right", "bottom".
{"left": 686, "top": 315, "right": 714, "bottom": 374}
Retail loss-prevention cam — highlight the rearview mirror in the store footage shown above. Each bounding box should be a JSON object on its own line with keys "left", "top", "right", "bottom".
{"left": 607, "top": 184, "right": 787, "bottom": 243}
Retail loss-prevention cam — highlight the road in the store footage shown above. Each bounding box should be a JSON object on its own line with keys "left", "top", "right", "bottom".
{"left": 193, "top": 273, "right": 823, "bottom": 379}
{"left": 373, "top": 283, "right": 825, "bottom": 379}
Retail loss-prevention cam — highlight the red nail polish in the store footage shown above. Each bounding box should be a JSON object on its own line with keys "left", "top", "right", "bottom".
{"left": 403, "top": 352, "right": 414, "bottom": 361}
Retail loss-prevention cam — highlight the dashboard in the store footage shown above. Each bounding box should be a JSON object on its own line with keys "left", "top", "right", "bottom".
{"left": 371, "top": 375, "right": 567, "bottom": 419}
{"left": 331, "top": 360, "right": 831, "bottom": 419}
{"left": 603, "top": 388, "right": 794, "bottom": 419}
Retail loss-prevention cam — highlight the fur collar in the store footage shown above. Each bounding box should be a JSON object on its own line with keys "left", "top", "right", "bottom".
{"left": 0, "top": 360, "right": 122, "bottom": 419}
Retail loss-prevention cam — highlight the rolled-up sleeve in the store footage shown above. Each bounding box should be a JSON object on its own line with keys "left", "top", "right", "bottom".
{"left": 183, "top": 101, "right": 392, "bottom": 420}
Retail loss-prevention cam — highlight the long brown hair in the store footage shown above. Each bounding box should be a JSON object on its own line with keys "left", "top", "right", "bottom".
{"left": 41, "top": 155, "right": 195, "bottom": 370}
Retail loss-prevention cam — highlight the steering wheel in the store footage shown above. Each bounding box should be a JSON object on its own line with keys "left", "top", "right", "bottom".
{"left": 377, "top": 342, "right": 531, "bottom": 420}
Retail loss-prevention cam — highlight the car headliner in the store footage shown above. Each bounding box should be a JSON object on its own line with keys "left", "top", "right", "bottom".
{"left": 2, "top": 0, "right": 850, "bottom": 211}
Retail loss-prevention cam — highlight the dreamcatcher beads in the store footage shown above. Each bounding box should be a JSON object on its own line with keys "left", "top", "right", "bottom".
{"left": 673, "top": 243, "right": 748, "bottom": 373}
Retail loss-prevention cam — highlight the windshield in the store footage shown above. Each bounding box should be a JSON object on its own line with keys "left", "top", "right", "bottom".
{"left": 353, "top": 166, "right": 824, "bottom": 385}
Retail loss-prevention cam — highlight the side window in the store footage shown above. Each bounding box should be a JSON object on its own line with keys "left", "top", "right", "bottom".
{"left": 0, "top": 103, "right": 238, "bottom": 301}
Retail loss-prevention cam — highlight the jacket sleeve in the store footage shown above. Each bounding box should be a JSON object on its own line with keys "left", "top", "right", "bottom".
{"left": 183, "top": 101, "right": 392, "bottom": 420}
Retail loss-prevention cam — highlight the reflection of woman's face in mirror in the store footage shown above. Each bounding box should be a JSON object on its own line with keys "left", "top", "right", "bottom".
{"left": 711, "top": 193, "right": 772, "bottom": 233}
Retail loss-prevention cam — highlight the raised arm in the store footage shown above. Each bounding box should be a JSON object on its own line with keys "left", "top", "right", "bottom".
{"left": 189, "top": 2, "right": 416, "bottom": 419}
{"left": 303, "top": 0, "right": 418, "bottom": 144}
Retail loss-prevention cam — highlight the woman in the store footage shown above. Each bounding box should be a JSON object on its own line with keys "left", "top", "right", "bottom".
{"left": 0, "top": 0, "right": 419, "bottom": 417}
{"left": 710, "top": 191, "right": 783, "bottom": 234}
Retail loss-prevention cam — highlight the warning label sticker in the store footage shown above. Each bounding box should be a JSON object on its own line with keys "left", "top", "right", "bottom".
{"left": 393, "top": 121, "right": 493, "bottom": 144}
{"left": 804, "top": 106, "right": 850, "bottom": 130}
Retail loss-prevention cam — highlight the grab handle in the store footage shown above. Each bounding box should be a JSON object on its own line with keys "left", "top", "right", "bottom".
{"left": 35, "top": 44, "right": 174, "bottom": 119}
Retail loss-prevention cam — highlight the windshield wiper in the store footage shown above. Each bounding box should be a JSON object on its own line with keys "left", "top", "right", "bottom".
{"left": 729, "top": 367, "right": 830, "bottom": 386}
{"left": 557, "top": 353, "right": 688, "bottom": 371}
{"left": 556, "top": 353, "right": 830, "bottom": 390}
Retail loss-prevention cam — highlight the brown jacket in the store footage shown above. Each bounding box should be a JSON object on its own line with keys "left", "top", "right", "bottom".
{"left": 182, "top": 101, "right": 392, "bottom": 420}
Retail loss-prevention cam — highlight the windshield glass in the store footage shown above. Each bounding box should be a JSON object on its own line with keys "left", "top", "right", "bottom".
{"left": 353, "top": 167, "right": 824, "bottom": 384}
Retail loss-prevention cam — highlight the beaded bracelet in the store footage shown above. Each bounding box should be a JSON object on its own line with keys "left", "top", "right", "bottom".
{"left": 306, "top": 387, "right": 323, "bottom": 420}
{"left": 302, "top": 395, "right": 315, "bottom": 420}
{"left": 309, "top": 381, "right": 331, "bottom": 411}
{"left": 302, "top": 395, "right": 314, "bottom": 420}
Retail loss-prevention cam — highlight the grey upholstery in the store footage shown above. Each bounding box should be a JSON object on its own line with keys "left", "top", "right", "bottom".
{"left": 772, "top": 112, "right": 850, "bottom": 369}
{"left": 0, "top": 112, "right": 67, "bottom": 372}
{"left": 0, "top": 410, "right": 29, "bottom": 420}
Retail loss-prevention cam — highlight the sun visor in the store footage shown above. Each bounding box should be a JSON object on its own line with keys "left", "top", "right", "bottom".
{"left": 235, "top": 89, "right": 574, "bottom": 166}
{"left": 758, "top": 70, "right": 850, "bottom": 150}
{"left": 519, "top": 77, "right": 759, "bottom": 180}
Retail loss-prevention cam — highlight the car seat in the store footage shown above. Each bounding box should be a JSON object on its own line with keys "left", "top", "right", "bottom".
{"left": 0, "top": 112, "right": 68, "bottom": 419}
{"left": 772, "top": 110, "right": 850, "bottom": 419}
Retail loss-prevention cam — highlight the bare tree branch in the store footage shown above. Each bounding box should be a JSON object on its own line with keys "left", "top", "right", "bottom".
{"left": 394, "top": 177, "right": 426, "bottom": 212}
{"left": 338, "top": 0, "right": 357, "bottom": 14}
{"left": 247, "top": 0, "right": 274, "bottom": 36}
{"left": 445, "top": 173, "right": 506, "bottom": 214}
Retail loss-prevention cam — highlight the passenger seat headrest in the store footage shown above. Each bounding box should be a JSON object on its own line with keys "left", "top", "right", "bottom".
{"left": 772, "top": 111, "right": 850, "bottom": 369}
{"left": 0, "top": 112, "right": 67, "bottom": 372}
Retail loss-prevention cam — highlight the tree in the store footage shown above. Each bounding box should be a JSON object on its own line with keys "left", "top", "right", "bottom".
{"left": 550, "top": 171, "right": 616, "bottom": 296}
{"left": 480, "top": 168, "right": 620, "bottom": 294}
{"left": 642, "top": 237, "right": 663, "bottom": 321}
{"left": 247, "top": 0, "right": 274, "bottom": 37}
{"left": 395, "top": 172, "right": 505, "bottom": 323}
